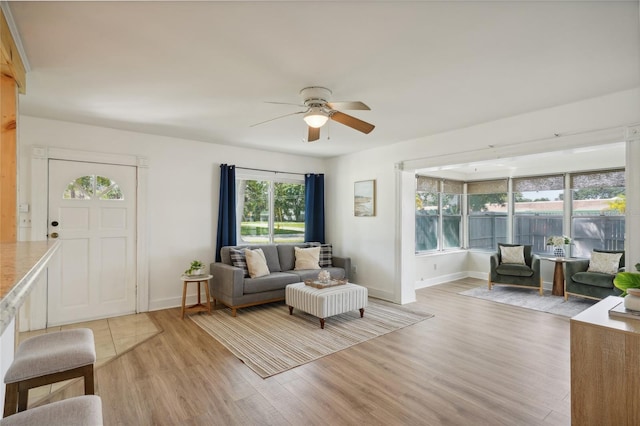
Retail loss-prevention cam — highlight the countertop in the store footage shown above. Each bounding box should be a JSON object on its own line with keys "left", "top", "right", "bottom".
{"left": 571, "top": 295, "right": 640, "bottom": 334}
{"left": 0, "top": 240, "right": 60, "bottom": 335}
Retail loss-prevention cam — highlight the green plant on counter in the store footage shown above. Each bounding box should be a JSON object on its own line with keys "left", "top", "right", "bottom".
{"left": 614, "top": 262, "right": 640, "bottom": 297}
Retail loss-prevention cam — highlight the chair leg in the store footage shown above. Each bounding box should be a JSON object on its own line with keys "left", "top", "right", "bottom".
{"left": 4, "top": 382, "right": 19, "bottom": 417}
{"left": 488, "top": 274, "right": 492, "bottom": 290}
{"left": 83, "top": 364, "right": 95, "bottom": 395}
{"left": 17, "top": 386, "right": 28, "bottom": 412}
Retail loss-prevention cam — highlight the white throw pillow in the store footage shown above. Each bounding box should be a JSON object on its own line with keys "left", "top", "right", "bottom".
{"left": 587, "top": 251, "right": 623, "bottom": 275}
{"left": 500, "top": 245, "right": 525, "bottom": 265}
{"left": 244, "top": 248, "right": 270, "bottom": 278}
{"left": 294, "top": 246, "right": 321, "bottom": 270}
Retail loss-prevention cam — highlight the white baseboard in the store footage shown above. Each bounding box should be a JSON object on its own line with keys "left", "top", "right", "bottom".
{"left": 415, "top": 271, "right": 553, "bottom": 290}
{"left": 148, "top": 295, "right": 200, "bottom": 312}
{"left": 415, "top": 271, "right": 468, "bottom": 289}
{"left": 467, "top": 271, "right": 487, "bottom": 280}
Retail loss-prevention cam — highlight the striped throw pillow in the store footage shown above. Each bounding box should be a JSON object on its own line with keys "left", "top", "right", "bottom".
{"left": 230, "top": 248, "right": 249, "bottom": 277}
{"left": 309, "top": 242, "right": 333, "bottom": 267}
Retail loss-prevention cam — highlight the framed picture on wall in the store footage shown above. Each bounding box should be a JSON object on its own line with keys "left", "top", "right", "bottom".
{"left": 354, "top": 179, "right": 376, "bottom": 217}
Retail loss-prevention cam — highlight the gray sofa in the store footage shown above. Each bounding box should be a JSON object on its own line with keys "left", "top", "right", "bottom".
{"left": 210, "top": 243, "right": 351, "bottom": 316}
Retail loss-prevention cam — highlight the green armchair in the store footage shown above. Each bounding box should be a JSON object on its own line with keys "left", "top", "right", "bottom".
{"left": 564, "top": 249, "right": 624, "bottom": 301}
{"left": 488, "top": 244, "right": 543, "bottom": 295}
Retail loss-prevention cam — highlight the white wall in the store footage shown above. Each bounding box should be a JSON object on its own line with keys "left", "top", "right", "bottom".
{"left": 18, "top": 116, "right": 326, "bottom": 312}
{"left": 327, "top": 88, "right": 640, "bottom": 303}
{"left": 17, "top": 88, "right": 640, "bottom": 314}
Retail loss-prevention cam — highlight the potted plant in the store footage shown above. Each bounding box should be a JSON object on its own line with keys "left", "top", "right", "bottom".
{"left": 185, "top": 260, "right": 204, "bottom": 276}
{"left": 546, "top": 235, "right": 571, "bottom": 257}
{"left": 613, "top": 263, "right": 640, "bottom": 297}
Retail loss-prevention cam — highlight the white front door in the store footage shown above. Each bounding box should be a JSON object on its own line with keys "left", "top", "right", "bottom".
{"left": 47, "top": 159, "right": 137, "bottom": 325}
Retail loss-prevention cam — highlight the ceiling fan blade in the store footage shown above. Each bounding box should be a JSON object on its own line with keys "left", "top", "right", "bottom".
{"left": 308, "top": 126, "right": 320, "bottom": 142}
{"left": 330, "top": 111, "right": 375, "bottom": 134}
{"left": 327, "top": 101, "right": 370, "bottom": 111}
{"left": 265, "top": 101, "right": 306, "bottom": 107}
{"left": 250, "top": 110, "right": 305, "bottom": 127}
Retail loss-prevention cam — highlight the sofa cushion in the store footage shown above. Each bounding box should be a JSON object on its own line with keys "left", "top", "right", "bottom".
{"left": 243, "top": 272, "right": 300, "bottom": 294}
{"left": 230, "top": 249, "right": 249, "bottom": 277}
{"left": 496, "top": 264, "right": 534, "bottom": 278}
{"left": 309, "top": 242, "right": 333, "bottom": 267}
{"left": 572, "top": 271, "right": 615, "bottom": 288}
{"left": 259, "top": 245, "right": 282, "bottom": 272}
{"left": 275, "top": 244, "right": 306, "bottom": 271}
{"left": 588, "top": 251, "right": 623, "bottom": 275}
{"left": 244, "top": 248, "right": 270, "bottom": 278}
{"left": 295, "top": 246, "right": 321, "bottom": 270}
{"left": 500, "top": 245, "right": 525, "bottom": 265}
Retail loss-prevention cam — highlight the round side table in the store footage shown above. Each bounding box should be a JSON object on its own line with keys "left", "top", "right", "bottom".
{"left": 542, "top": 257, "right": 580, "bottom": 296}
{"left": 181, "top": 274, "right": 213, "bottom": 319}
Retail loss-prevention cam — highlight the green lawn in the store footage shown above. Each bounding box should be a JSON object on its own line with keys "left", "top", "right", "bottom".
{"left": 241, "top": 222, "right": 304, "bottom": 236}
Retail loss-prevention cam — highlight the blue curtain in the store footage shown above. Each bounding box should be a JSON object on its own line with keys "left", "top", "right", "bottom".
{"left": 215, "top": 164, "right": 236, "bottom": 262}
{"left": 304, "top": 173, "right": 325, "bottom": 243}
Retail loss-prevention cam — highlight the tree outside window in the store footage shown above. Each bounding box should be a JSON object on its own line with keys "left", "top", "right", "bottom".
{"left": 237, "top": 177, "right": 305, "bottom": 244}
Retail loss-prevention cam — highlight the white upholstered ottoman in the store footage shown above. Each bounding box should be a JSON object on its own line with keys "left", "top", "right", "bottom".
{"left": 285, "top": 282, "right": 368, "bottom": 329}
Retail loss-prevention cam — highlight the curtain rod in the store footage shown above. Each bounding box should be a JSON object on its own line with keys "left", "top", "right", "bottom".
{"left": 235, "top": 166, "right": 313, "bottom": 177}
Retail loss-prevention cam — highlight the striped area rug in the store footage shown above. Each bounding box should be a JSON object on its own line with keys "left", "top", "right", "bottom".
{"left": 190, "top": 298, "right": 433, "bottom": 378}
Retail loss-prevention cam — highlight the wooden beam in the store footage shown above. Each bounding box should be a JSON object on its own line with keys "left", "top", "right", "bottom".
{"left": 0, "top": 8, "right": 26, "bottom": 94}
{"left": 1, "top": 74, "right": 17, "bottom": 242}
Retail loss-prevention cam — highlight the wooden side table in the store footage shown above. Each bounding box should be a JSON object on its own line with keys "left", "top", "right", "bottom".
{"left": 181, "top": 274, "right": 212, "bottom": 319}
{"left": 542, "top": 257, "right": 579, "bottom": 296}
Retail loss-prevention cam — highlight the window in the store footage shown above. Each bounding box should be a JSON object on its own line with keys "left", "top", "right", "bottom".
{"left": 236, "top": 175, "right": 305, "bottom": 244}
{"left": 416, "top": 169, "right": 626, "bottom": 256}
{"left": 571, "top": 170, "right": 625, "bottom": 257}
{"left": 415, "top": 176, "right": 462, "bottom": 252}
{"left": 467, "top": 179, "right": 508, "bottom": 250}
{"left": 63, "top": 175, "right": 124, "bottom": 200}
{"left": 512, "top": 175, "right": 564, "bottom": 254}
{"left": 442, "top": 180, "right": 463, "bottom": 249}
{"left": 416, "top": 176, "right": 439, "bottom": 251}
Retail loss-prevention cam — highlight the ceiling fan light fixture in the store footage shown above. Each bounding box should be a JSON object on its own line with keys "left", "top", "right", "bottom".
{"left": 303, "top": 108, "right": 329, "bottom": 128}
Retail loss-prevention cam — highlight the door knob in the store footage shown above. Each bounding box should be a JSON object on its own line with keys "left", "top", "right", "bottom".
{"left": 50, "top": 232, "right": 59, "bottom": 239}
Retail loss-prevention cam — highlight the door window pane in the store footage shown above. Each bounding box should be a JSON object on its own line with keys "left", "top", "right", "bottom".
{"left": 63, "top": 175, "right": 123, "bottom": 200}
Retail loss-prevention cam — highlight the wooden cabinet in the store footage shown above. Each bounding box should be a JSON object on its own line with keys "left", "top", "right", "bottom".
{"left": 570, "top": 296, "right": 640, "bottom": 425}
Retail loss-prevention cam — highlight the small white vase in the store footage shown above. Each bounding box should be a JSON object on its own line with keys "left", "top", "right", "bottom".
{"left": 553, "top": 247, "right": 564, "bottom": 257}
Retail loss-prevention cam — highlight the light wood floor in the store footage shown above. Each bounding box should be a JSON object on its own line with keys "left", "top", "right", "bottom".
{"left": 42, "top": 278, "right": 572, "bottom": 425}
{"left": 19, "top": 313, "right": 160, "bottom": 407}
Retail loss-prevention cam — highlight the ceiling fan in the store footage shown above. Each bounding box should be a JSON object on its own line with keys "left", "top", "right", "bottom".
{"left": 251, "top": 86, "right": 375, "bottom": 142}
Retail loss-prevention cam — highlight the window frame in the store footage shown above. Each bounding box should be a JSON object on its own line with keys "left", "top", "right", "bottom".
{"left": 416, "top": 169, "right": 626, "bottom": 257}
{"left": 236, "top": 171, "right": 305, "bottom": 245}
{"left": 415, "top": 176, "right": 463, "bottom": 253}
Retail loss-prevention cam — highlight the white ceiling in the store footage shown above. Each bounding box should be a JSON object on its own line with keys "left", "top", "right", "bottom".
{"left": 7, "top": 1, "right": 640, "bottom": 158}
